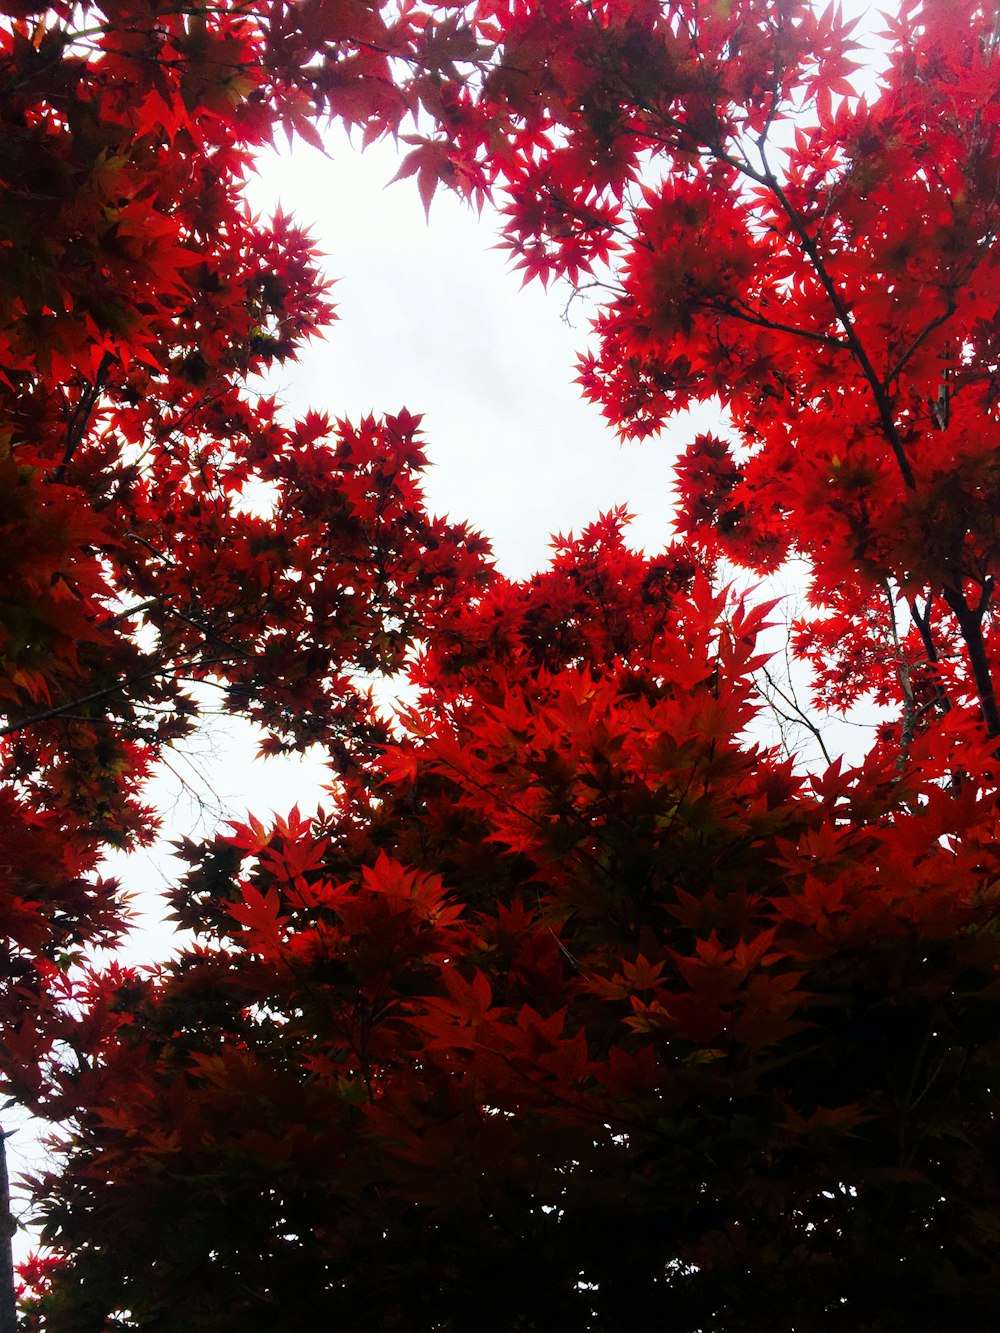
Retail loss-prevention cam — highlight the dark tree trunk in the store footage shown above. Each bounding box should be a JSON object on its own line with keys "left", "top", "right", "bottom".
{"left": 0, "top": 1126, "right": 16, "bottom": 1333}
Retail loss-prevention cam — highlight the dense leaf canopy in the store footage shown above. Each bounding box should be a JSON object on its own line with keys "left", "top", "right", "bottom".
{"left": 3, "top": 0, "right": 1000, "bottom": 1328}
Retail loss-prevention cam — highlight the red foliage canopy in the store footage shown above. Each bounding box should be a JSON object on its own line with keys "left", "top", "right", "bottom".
{"left": 30, "top": 546, "right": 1000, "bottom": 1329}
{"left": 0, "top": 0, "right": 490, "bottom": 1095}
{"left": 3, "top": 0, "right": 1000, "bottom": 1328}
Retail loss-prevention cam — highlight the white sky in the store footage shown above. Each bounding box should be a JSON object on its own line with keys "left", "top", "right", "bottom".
{"left": 244, "top": 131, "right": 703, "bottom": 578}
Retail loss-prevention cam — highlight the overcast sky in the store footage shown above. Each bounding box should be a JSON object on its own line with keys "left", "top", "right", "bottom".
{"left": 244, "top": 130, "right": 711, "bottom": 578}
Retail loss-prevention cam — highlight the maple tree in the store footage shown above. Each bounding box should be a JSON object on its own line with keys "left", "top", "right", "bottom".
{"left": 26, "top": 531, "right": 1000, "bottom": 1329}
{"left": 4, "top": 0, "right": 1000, "bottom": 1327}
{"left": 0, "top": 0, "right": 490, "bottom": 1099}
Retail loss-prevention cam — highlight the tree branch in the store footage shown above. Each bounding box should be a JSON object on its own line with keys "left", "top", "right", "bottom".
{"left": 883, "top": 580, "right": 917, "bottom": 769}
{"left": 731, "top": 142, "right": 918, "bottom": 491}
{"left": 53, "top": 352, "right": 115, "bottom": 480}
{"left": 942, "top": 582, "right": 1000, "bottom": 737}
{"left": 759, "top": 663, "right": 833, "bottom": 766}
{"left": 717, "top": 297, "right": 849, "bottom": 350}
{"left": 909, "top": 595, "right": 952, "bottom": 717}
{"left": 0, "top": 656, "right": 234, "bottom": 741}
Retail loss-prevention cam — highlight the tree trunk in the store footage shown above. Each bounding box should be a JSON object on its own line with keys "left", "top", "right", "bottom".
{"left": 0, "top": 1126, "right": 16, "bottom": 1333}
